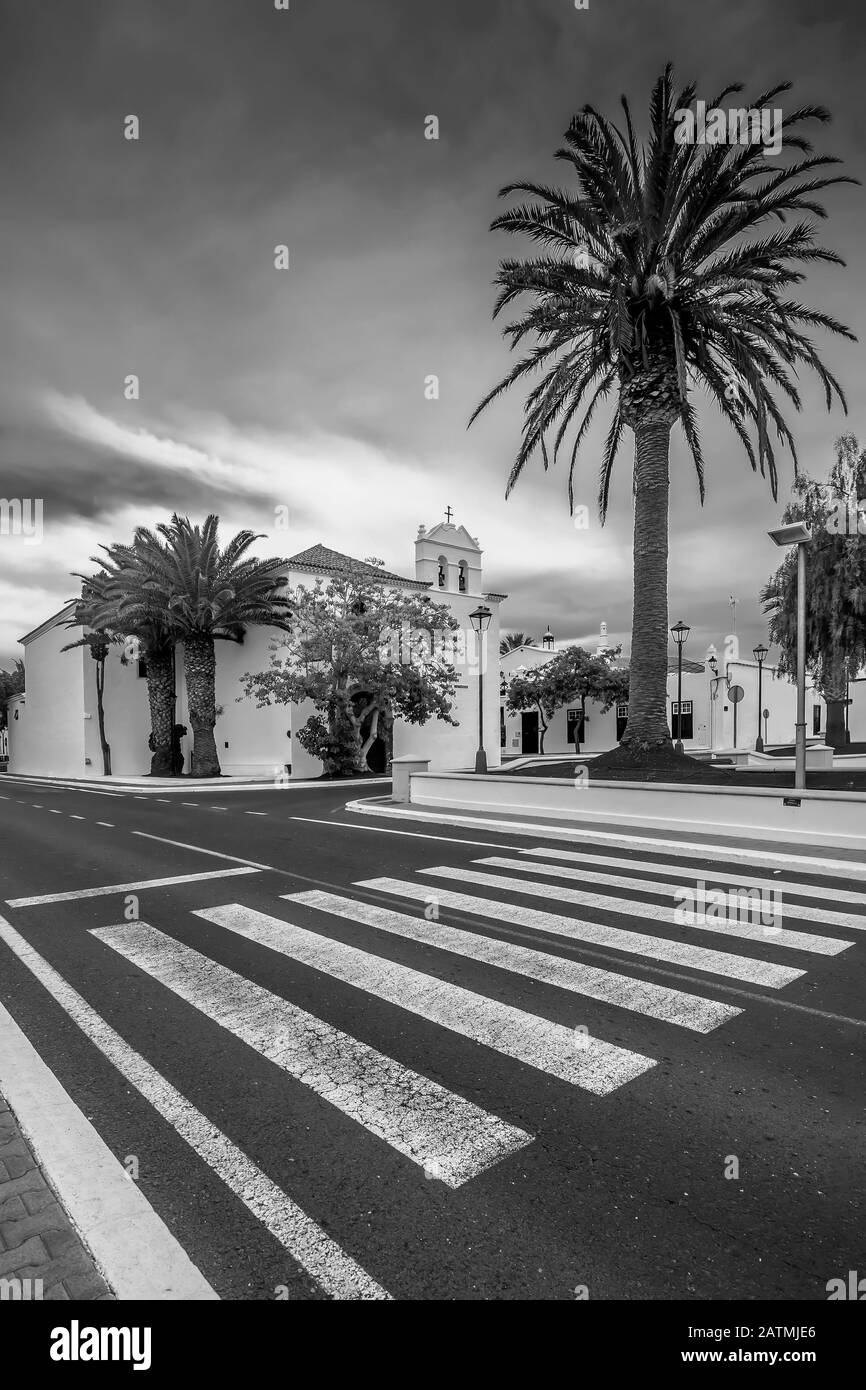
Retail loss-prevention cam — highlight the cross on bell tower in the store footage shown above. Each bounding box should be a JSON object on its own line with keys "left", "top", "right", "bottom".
{"left": 445, "top": 506, "right": 453, "bottom": 523}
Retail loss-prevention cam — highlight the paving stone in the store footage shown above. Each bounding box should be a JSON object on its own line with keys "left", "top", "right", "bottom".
{"left": 0, "top": 1170, "right": 47, "bottom": 1202}
{"left": 63, "top": 1269, "right": 112, "bottom": 1300}
{"left": 0, "top": 1137, "right": 32, "bottom": 1161}
{"left": 13, "top": 1249, "right": 95, "bottom": 1291}
{"left": 0, "top": 1234, "right": 47, "bottom": 1277}
{"left": 1, "top": 1204, "right": 66, "bottom": 1250}
{"left": 22, "top": 1188, "right": 60, "bottom": 1217}
{"left": 0, "top": 1194, "right": 27, "bottom": 1223}
{"left": 42, "top": 1226, "right": 81, "bottom": 1261}
{"left": 43, "top": 1284, "right": 70, "bottom": 1300}
{"left": 3, "top": 1154, "right": 39, "bottom": 1180}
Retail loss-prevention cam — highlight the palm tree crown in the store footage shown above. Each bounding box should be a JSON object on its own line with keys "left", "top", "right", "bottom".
{"left": 500, "top": 631, "right": 537, "bottom": 655}
{"left": 471, "top": 64, "right": 856, "bottom": 758}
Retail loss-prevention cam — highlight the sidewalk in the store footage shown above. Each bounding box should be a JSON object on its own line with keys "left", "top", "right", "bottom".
{"left": 0, "top": 1090, "right": 113, "bottom": 1302}
{"left": 344, "top": 792, "right": 866, "bottom": 865}
{"left": 0, "top": 772, "right": 389, "bottom": 795}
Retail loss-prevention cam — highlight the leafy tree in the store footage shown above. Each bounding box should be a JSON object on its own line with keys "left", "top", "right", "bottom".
{"left": 241, "top": 558, "right": 462, "bottom": 778}
{"left": 500, "top": 631, "right": 537, "bottom": 655}
{"left": 762, "top": 434, "right": 866, "bottom": 748}
{"left": 504, "top": 646, "right": 628, "bottom": 753}
{"left": 470, "top": 64, "right": 855, "bottom": 772}
{"left": 0, "top": 658, "right": 24, "bottom": 728}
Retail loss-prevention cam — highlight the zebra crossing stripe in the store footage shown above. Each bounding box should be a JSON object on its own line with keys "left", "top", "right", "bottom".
{"left": 284, "top": 890, "right": 742, "bottom": 1033}
{"left": 519, "top": 847, "right": 866, "bottom": 912}
{"left": 195, "top": 903, "right": 656, "bottom": 1096}
{"left": 91, "top": 922, "right": 532, "bottom": 1188}
{"left": 471, "top": 860, "right": 854, "bottom": 955}
{"left": 358, "top": 879, "right": 804, "bottom": 988}
{"left": 0, "top": 914, "right": 390, "bottom": 1300}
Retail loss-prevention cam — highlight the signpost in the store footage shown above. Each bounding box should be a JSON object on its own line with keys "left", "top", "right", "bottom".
{"left": 729, "top": 683, "right": 744, "bottom": 748}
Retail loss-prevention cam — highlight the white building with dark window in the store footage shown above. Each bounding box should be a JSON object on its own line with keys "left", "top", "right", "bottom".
{"left": 500, "top": 623, "right": 862, "bottom": 758}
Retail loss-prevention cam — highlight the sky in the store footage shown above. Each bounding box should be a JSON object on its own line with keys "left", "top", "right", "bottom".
{"left": 1, "top": 0, "right": 865, "bottom": 668}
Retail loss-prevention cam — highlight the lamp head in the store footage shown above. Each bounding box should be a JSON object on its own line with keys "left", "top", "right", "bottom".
{"left": 469, "top": 604, "right": 493, "bottom": 635}
{"left": 768, "top": 521, "right": 812, "bottom": 547}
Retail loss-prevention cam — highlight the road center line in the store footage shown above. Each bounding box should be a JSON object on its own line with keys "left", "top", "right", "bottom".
{"left": 6, "top": 867, "right": 260, "bottom": 908}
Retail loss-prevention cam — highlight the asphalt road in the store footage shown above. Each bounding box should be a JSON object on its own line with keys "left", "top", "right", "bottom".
{"left": 0, "top": 776, "right": 863, "bottom": 1301}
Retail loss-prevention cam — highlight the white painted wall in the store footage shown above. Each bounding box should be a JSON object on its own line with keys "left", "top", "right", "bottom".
{"left": 9, "top": 619, "right": 85, "bottom": 777}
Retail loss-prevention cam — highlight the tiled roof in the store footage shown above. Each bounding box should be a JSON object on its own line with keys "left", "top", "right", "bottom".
{"left": 286, "top": 544, "right": 431, "bottom": 589}
{"left": 666, "top": 656, "right": 706, "bottom": 674}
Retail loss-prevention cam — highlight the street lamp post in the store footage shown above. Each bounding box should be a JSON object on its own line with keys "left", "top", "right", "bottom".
{"left": 753, "top": 643, "right": 768, "bottom": 753}
{"left": 768, "top": 522, "right": 812, "bottom": 790}
{"left": 469, "top": 604, "right": 493, "bottom": 774}
{"left": 670, "top": 620, "right": 690, "bottom": 754}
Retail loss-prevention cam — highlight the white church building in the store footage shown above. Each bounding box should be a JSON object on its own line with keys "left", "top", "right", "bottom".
{"left": 7, "top": 518, "right": 506, "bottom": 780}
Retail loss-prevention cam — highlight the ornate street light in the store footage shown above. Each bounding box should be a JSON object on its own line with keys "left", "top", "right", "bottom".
{"left": 753, "top": 643, "right": 769, "bottom": 752}
{"left": 469, "top": 605, "right": 493, "bottom": 773}
{"left": 670, "top": 620, "right": 690, "bottom": 754}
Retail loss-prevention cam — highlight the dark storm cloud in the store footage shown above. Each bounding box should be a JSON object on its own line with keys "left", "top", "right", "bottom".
{"left": 0, "top": 0, "right": 864, "bottom": 667}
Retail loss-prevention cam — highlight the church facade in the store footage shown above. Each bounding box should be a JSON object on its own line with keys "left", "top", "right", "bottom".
{"left": 7, "top": 518, "right": 505, "bottom": 780}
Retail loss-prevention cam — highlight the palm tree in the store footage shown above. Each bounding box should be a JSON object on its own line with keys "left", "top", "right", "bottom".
{"left": 500, "top": 631, "right": 537, "bottom": 655}
{"left": 123, "top": 515, "right": 292, "bottom": 777}
{"left": 74, "top": 551, "right": 178, "bottom": 776}
{"left": 470, "top": 65, "right": 856, "bottom": 771}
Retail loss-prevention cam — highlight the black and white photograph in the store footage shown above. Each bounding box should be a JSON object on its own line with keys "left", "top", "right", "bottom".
{"left": 0, "top": 0, "right": 864, "bottom": 1354}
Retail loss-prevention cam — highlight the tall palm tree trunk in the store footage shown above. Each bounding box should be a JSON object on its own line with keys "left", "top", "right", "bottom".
{"left": 621, "top": 421, "right": 672, "bottom": 750}
{"left": 94, "top": 654, "right": 112, "bottom": 776}
{"left": 183, "top": 634, "right": 220, "bottom": 777}
{"left": 146, "top": 651, "right": 175, "bottom": 775}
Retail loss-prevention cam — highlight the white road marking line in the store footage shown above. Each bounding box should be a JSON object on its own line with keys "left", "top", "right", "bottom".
{"left": 0, "top": 914, "right": 388, "bottom": 1301}
{"left": 156, "top": 799, "right": 171, "bottom": 804}
{"left": 199, "top": 903, "right": 656, "bottom": 1095}
{"left": 48, "top": 809, "right": 63, "bottom": 815}
{"left": 135, "top": 795, "right": 148, "bottom": 800}
{"left": 182, "top": 803, "right": 200, "bottom": 807}
{"left": 210, "top": 807, "right": 228, "bottom": 812}
{"left": 134, "top": 831, "right": 280, "bottom": 871}
{"left": 520, "top": 846, "right": 866, "bottom": 910}
{"left": 0, "top": 990, "right": 218, "bottom": 1301}
{"left": 245, "top": 811, "right": 268, "bottom": 816}
{"left": 96, "top": 821, "right": 114, "bottom": 828}
{"left": 92, "top": 921, "right": 532, "bottom": 1188}
{"left": 32, "top": 804, "right": 43, "bottom": 808}
{"left": 471, "top": 860, "right": 855, "bottom": 954}
{"left": 348, "top": 804, "right": 866, "bottom": 876}
{"left": 359, "top": 879, "right": 804, "bottom": 989}
{"left": 70, "top": 814, "right": 86, "bottom": 821}
{"left": 6, "top": 867, "right": 260, "bottom": 908}
{"left": 287, "top": 891, "right": 741, "bottom": 1034}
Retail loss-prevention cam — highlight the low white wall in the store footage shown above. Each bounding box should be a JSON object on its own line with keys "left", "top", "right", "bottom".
{"left": 408, "top": 771, "right": 866, "bottom": 850}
